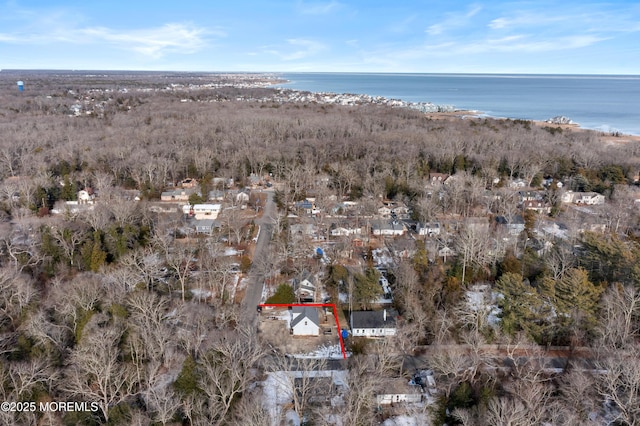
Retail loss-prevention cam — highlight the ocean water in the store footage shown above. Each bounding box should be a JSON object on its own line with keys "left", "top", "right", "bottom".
{"left": 278, "top": 73, "right": 640, "bottom": 136}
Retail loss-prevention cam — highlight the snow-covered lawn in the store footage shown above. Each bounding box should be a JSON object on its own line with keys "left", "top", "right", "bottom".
{"left": 228, "top": 273, "right": 241, "bottom": 301}
{"left": 224, "top": 247, "right": 240, "bottom": 256}
{"left": 262, "top": 371, "right": 294, "bottom": 425}
{"left": 383, "top": 415, "right": 426, "bottom": 426}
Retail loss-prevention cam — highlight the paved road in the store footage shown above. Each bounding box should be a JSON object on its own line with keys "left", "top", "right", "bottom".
{"left": 241, "top": 191, "right": 276, "bottom": 327}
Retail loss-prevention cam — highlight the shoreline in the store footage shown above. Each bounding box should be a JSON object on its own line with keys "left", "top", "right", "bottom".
{"left": 424, "top": 110, "right": 640, "bottom": 144}
{"left": 276, "top": 74, "right": 640, "bottom": 138}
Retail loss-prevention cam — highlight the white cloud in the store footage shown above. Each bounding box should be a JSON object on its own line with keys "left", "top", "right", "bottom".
{"left": 79, "top": 23, "right": 215, "bottom": 58}
{"left": 0, "top": 3, "right": 217, "bottom": 59}
{"left": 265, "top": 38, "right": 327, "bottom": 61}
{"left": 296, "top": 1, "right": 342, "bottom": 15}
{"left": 0, "top": 22, "right": 215, "bottom": 58}
{"left": 488, "top": 13, "right": 565, "bottom": 30}
{"left": 426, "top": 4, "right": 482, "bottom": 36}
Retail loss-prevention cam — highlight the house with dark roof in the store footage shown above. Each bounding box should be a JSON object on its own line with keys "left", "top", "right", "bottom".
{"left": 194, "top": 219, "right": 220, "bottom": 235}
{"left": 290, "top": 307, "right": 320, "bottom": 336}
{"left": 350, "top": 309, "right": 397, "bottom": 337}
{"left": 496, "top": 215, "right": 525, "bottom": 235}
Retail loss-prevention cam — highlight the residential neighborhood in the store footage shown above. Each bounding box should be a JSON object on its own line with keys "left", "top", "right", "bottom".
{"left": 1, "top": 71, "right": 640, "bottom": 425}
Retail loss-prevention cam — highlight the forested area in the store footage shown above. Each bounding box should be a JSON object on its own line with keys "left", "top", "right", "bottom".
{"left": 1, "top": 72, "right": 640, "bottom": 425}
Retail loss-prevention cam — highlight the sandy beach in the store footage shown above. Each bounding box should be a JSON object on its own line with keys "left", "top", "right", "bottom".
{"left": 424, "top": 110, "right": 640, "bottom": 146}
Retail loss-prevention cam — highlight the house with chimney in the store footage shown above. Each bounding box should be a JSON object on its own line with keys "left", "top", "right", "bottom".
{"left": 290, "top": 307, "right": 321, "bottom": 336}
{"left": 350, "top": 309, "right": 397, "bottom": 337}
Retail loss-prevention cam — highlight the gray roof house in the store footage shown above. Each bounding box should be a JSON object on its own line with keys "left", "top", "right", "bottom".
{"left": 194, "top": 219, "right": 220, "bottom": 235}
{"left": 371, "top": 220, "right": 406, "bottom": 236}
{"left": 350, "top": 309, "right": 397, "bottom": 337}
{"left": 291, "top": 307, "right": 321, "bottom": 336}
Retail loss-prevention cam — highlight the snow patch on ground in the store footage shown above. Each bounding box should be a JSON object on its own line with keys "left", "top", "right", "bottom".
{"left": 465, "top": 284, "right": 502, "bottom": 326}
{"left": 292, "top": 343, "right": 350, "bottom": 359}
{"left": 262, "top": 370, "right": 348, "bottom": 426}
{"left": 190, "top": 288, "right": 213, "bottom": 301}
{"left": 228, "top": 274, "right": 241, "bottom": 301}
{"left": 383, "top": 415, "right": 424, "bottom": 426}
{"left": 262, "top": 309, "right": 291, "bottom": 328}
{"left": 262, "top": 371, "right": 294, "bottom": 425}
{"left": 285, "top": 410, "right": 301, "bottom": 426}
{"left": 373, "top": 248, "right": 394, "bottom": 267}
{"left": 224, "top": 247, "right": 240, "bottom": 256}
{"left": 376, "top": 295, "right": 394, "bottom": 304}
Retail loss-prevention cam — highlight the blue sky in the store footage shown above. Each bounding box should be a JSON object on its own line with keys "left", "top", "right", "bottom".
{"left": 1, "top": 0, "right": 639, "bottom": 74}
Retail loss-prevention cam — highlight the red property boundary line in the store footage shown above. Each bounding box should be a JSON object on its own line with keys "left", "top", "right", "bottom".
{"left": 258, "top": 303, "right": 347, "bottom": 359}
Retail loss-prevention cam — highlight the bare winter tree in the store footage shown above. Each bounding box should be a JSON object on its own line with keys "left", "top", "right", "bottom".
{"left": 154, "top": 233, "right": 198, "bottom": 301}
{"left": 454, "top": 223, "right": 491, "bottom": 285}
{"left": 65, "top": 319, "right": 137, "bottom": 423}
{"left": 596, "top": 349, "right": 640, "bottom": 425}
{"left": 175, "top": 301, "right": 215, "bottom": 358}
{"left": 545, "top": 241, "right": 576, "bottom": 280}
{"left": 0, "top": 267, "right": 37, "bottom": 330}
{"left": 48, "top": 223, "right": 86, "bottom": 267}
{"left": 8, "top": 358, "right": 59, "bottom": 399}
{"left": 267, "top": 355, "right": 329, "bottom": 423}
{"left": 119, "top": 246, "right": 164, "bottom": 292}
{"left": 225, "top": 210, "right": 248, "bottom": 246}
{"left": 339, "top": 355, "right": 380, "bottom": 426}
{"left": 126, "top": 291, "right": 174, "bottom": 365}
{"left": 142, "top": 372, "right": 182, "bottom": 425}
{"left": 597, "top": 283, "right": 640, "bottom": 350}
{"left": 197, "top": 326, "right": 266, "bottom": 425}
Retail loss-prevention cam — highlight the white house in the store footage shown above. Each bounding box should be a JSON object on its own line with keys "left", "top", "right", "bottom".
{"left": 290, "top": 307, "right": 320, "bottom": 336}
{"left": 350, "top": 309, "right": 397, "bottom": 337}
{"left": 377, "top": 206, "right": 392, "bottom": 218}
{"left": 293, "top": 271, "right": 316, "bottom": 303}
{"left": 371, "top": 220, "right": 406, "bottom": 236}
{"left": 236, "top": 191, "right": 250, "bottom": 204}
{"left": 561, "top": 191, "right": 605, "bottom": 205}
{"left": 417, "top": 222, "right": 441, "bottom": 237}
{"left": 496, "top": 215, "right": 526, "bottom": 235}
{"left": 523, "top": 200, "right": 552, "bottom": 214}
{"left": 77, "top": 189, "right": 95, "bottom": 205}
{"left": 508, "top": 179, "right": 527, "bottom": 189}
{"left": 576, "top": 192, "right": 606, "bottom": 205}
{"left": 330, "top": 223, "right": 363, "bottom": 237}
{"left": 376, "top": 379, "right": 425, "bottom": 405}
{"left": 183, "top": 204, "right": 222, "bottom": 220}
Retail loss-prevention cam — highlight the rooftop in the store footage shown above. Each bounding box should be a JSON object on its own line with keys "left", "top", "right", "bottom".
{"left": 351, "top": 309, "right": 397, "bottom": 329}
